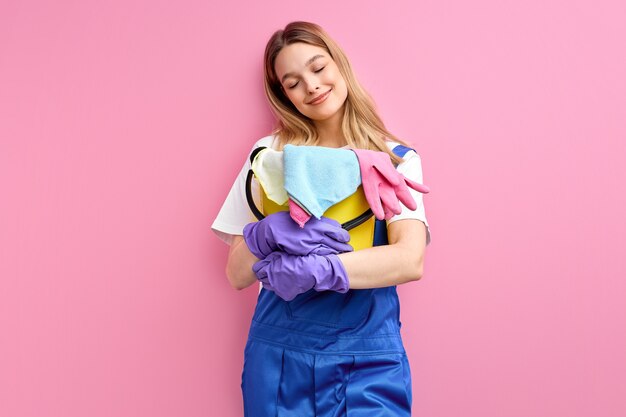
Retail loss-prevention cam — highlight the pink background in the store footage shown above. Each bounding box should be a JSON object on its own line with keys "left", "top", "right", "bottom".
{"left": 1, "top": 0, "right": 625, "bottom": 416}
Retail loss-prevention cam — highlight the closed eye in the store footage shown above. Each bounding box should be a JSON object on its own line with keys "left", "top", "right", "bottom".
{"left": 287, "top": 67, "right": 326, "bottom": 89}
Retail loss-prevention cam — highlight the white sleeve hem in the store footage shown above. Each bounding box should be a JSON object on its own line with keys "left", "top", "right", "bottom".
{"left": 386, "top": 217, "right": 432, "bottom": 246}
{"left": 211, "top": 220, "right": 245, "bottom": 246}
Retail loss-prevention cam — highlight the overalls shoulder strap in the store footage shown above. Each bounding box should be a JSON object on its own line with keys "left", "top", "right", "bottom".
{"left": 389, "top": 144, "right": 414, "bottom": 159}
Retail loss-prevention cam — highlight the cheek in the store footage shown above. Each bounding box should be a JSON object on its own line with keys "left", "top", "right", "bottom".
{"left": 284, "top": 90, "right": 302, "bottom": 108}
{"left": 327, "top": 66, "right": 343, "bottom": 82}
{"left": 285, "top": 90, "right": 297, "bottom": 102}
{"left": 328, "top": 71, "right": 346, "bottom": 95}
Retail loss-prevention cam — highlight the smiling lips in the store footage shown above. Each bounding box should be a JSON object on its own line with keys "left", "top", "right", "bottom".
{"left": 308, "top": 89, "right": 331, "bottom": 105}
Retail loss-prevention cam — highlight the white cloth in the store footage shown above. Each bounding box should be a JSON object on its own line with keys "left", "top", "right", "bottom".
{"left": 210, "top": 134, "right": 432, "bottom": 247}
{"left": 251, "top": 147, "right": 288, "bottom": 205}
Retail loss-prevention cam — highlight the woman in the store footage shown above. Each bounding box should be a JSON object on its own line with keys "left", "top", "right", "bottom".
{"left": 211, "top": 21, "right": 431, "bottom": 416}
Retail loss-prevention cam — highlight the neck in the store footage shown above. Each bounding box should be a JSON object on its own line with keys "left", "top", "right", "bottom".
{"left": 314, "top": 109, "right": 347, "bottom": 148}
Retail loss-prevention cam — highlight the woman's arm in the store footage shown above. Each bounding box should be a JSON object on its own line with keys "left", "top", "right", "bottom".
{"left": 226, "top": 218, "right": 427, "bottom": 291}
{"left": 225, "top": 235, "right": 260, "bottom": 290}
{"left": 338, "top": 219, "right": 427, "bottom": 289}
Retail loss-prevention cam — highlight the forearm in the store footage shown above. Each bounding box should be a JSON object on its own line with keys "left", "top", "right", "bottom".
{"left": 225, "top": 236, "right": 259, "bottom": 290}
{"left": 337, "top": 243, "right": 423, "bottom": 289}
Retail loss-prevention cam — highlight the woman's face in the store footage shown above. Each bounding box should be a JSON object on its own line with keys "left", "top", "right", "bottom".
{"left": 274, "top": 42, "right": 348, "bottom": 122}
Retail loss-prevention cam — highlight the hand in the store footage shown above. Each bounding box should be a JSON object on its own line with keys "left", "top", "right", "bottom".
{"left": 252, "top": 252, "right": 350, "bottom": 301}
{"left": 243, "top": 211, "right": 353, "bottom": 259}
{"left": 351, "top": 148, "right": 430, "bottom": 220}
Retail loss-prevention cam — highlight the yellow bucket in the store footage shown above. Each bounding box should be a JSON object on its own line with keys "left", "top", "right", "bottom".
{"left": 259, "top": 185, "right": 374, "bottom": 251}
{"left": 245, "top": 146, "right": 376, "bottom": 251}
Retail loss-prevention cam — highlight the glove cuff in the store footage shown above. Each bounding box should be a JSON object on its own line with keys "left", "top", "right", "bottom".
{"left": 313, "top": 254, "right": 350, "bottom": 294}
{"left": 243, "top": 222, "right": 269, "bottom": 259}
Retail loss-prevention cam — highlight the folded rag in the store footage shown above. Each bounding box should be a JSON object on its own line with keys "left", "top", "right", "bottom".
{"left": 283, "top": 144, "right": 362, "bottom": 220}
{"left": 250, "top": 147, "right": 289, "bottom": 205}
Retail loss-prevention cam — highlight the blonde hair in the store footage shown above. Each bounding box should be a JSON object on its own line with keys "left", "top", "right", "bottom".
{"left": 263, "top": 21, "right": 415, "bottom": 165}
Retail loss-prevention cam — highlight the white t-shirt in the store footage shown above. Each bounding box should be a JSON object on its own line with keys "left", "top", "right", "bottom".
{"left": 210, "top": 134, "right": 431, "bottom": 246}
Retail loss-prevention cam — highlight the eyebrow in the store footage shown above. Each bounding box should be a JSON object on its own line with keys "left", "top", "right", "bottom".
{"left": 280, "top": 54, "right": 326, "bottom": 83}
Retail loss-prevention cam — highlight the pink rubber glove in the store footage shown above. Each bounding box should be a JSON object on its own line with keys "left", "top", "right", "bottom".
{"left": 351, "top": 148, "right": 430, "bottom": 220}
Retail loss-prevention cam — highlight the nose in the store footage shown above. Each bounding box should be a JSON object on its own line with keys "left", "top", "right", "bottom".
{"left": 303, "top": 75, "right": 321, "bottom": 94}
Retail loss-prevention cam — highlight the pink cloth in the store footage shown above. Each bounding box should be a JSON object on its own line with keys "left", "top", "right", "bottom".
{"left": 288, "top": 198, "right": 312, "bottom": 228}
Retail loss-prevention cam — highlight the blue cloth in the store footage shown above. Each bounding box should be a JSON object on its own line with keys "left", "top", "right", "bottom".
{"left": 283, "top": 144, "right": 361, "bottom": 219}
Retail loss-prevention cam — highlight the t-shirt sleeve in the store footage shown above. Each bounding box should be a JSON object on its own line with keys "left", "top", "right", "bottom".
{"left": 210, "top": 148, "right": 263, "bottom": 246}
{"left": 386, "top": 150, "right": 432, "bottom": 246}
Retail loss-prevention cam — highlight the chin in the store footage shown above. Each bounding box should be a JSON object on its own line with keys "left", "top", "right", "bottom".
{"left": 311, "top": 106, "right": 344, "bottom": 121}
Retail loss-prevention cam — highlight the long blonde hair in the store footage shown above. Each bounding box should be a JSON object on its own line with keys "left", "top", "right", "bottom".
{"left": 263, "top": 21, "right": 414, "bottom": 165}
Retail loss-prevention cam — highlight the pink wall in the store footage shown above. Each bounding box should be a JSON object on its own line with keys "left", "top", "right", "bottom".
{"left": 1, "top": 1, "right": 625, "bottom": 416}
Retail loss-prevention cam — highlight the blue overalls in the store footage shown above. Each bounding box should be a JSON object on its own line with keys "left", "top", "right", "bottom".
{"left": 241, "top": 146, "right": 415, "bottom": 417}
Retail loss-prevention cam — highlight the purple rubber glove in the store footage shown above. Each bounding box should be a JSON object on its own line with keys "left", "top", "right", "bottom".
{"left": 252, "top": 252, "right": 350, "bottom": 301}
{"left": 243, "top": 211, "right": 353, "bottom": 259}
{"left": 351, "top": 148, "right": 430, "bottom": 221}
